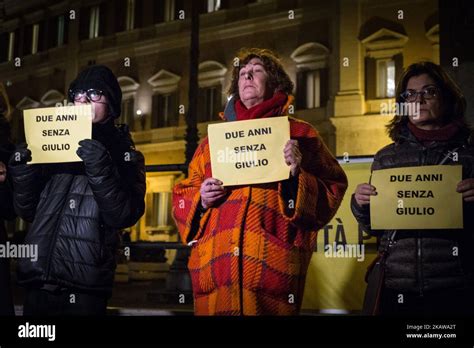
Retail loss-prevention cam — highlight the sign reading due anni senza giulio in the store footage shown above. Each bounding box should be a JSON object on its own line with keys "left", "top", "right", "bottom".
{"left": 370, "top": 165, "right": 463, "bottom": 229}
{"left": 23, "top": 105, "right": 92, "bottom": 164}
{"left": 208, "top": 116, "right": 290, "bottom": 186}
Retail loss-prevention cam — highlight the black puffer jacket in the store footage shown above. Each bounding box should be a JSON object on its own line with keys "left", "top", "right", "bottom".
{"left": 351, "top": 124, "right": 474, "bottom": 294}
{"left": 0, "top": 128, "right": 15, "bottom": 315}
{"left": 9, "top": 122, "right": 146, "bottom": 295}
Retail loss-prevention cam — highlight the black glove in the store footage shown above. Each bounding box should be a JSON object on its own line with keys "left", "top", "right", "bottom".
{"left": 8, "top": 143, "right": 32, "bottom": 166}
{"left": 76, "top": 139, "right": 112, "bottom": 175}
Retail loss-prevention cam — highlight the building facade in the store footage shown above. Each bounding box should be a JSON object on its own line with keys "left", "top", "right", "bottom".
{"left": 0, "top": 0, "right": 439, "bottom": 243}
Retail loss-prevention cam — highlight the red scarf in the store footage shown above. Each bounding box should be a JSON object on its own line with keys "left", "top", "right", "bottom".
{"left": 235, "top": 91, "right": 288, "bottom": 120}
{"left": 407, "top": 121, "right": 461, "bottom": 143}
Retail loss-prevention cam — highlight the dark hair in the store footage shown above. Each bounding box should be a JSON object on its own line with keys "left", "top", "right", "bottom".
{"left": 387, "top": 61, "right": 467, "bottom": 141}
{"left": 227, "top": 48, "right": 294, "bottom": 98}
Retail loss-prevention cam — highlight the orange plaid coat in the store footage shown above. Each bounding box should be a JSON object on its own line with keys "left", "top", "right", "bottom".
{"left": 173, "top": 117, "right": 347, "bottom": 315}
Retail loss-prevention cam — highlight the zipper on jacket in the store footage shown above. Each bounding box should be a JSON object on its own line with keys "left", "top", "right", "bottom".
{"left": 239, "top": 187, "right": 252, "bottom": 315}
{"left": 45, "top": 177, "right": 75, "bottom": 281}
{"left": 416, "top": 147, "right": 428, "bottom": 297}
{"left": 417, "top": 231, "right": 424, "bottom": 297}
{"left": 420, "top": 146, "right": 427, "bottom": 166}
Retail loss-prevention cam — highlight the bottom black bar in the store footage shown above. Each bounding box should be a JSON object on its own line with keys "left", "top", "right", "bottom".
{"left": 0, "top": 316, "right": 473, "bottom": 346}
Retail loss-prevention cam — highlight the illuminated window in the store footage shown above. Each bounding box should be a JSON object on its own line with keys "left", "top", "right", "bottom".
{"left": 164, "top": 0, "right": 175, "bottom": 21}
{"left": 198, "top": 86, "right": 221, "bottom": 122}
{"left": 198, "top": 60, "right": 227, "bottom": 122}
{"left": 118, "top": 76, "right": 140, "bottom": 130}
{"left": 291, "top": 42, "right": 329, "bottom": 110}
{"left": 207, "top": 0, "right": 221, "bottom": 12}
{"left": 120, "top": 98, "right": 135, "bottom": 128}
{"left": 376, "top": 59, "right": 395, "bottom": 98}
{"left": 152, "top": 92, "right": 179, "bottom": 128}
{"left": 148, "top": 69, "right": 181, "bottom": 129}
{"left": 57, "top": 15, "right": 65, "bottom": 46}
{"left": 360, "top": 26, "right": 407, "bottom": 100}
{"left": 306, "top": 70, "right": 320, "bottom": 108}
{"left": 89, "top": 6, "right": 100, "bottom": 39}
{"left": 146, "top": 192, "right": 172, "bottom": 228}
{"left": 126, "top": 0, "right": 135, "bottom": 30}
{"left": 8, "top": 32, "right": 15, "bottom": 61}
{"left": 31, "top": 24, "right": 39, "bottom": 54}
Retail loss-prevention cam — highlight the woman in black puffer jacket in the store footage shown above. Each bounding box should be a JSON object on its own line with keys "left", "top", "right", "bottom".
{"left": 0, "top": 114, "right": 15, "bottom": 315}
{"left": 352, "top": 62, "right": 474, "bottom": 316}
{"left": 8, "top": 65, "right": 146, "bottom": 315}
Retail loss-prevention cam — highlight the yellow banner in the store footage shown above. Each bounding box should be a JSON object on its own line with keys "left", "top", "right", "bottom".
{"left": 370, "top": 165, "right": 463, "bottom": 229}
{"left": 208, "top": 116, "right": 290, "bottom": 186}
{"left": 302, "top": 161, "right": 377, "bottom": 313}
{"left": 24, "top": 105, "right": 92, "bottom": 164}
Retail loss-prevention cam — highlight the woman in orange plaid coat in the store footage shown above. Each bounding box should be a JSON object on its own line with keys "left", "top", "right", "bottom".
{"left": 173, "top": 48, "right": 348, "bottom": 315}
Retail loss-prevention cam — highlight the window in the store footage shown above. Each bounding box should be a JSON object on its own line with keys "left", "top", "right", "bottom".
{"left": 8, "top": 32, "right": 15, "bottom": 61}
{"left": 198, "top": 60, "right": 227, "bottom": 122}
{"left": 207, "top": 0, "right": 221, "bottom": 12}
{"left": 48, "top": 15, "right": 68, "bottom": 48}
{"left": 31, "top": 24, "right": 40, "bottom": 54}
{"left": 147, "top": 69, "right": 181, "bottom": 129}
{"left": 118, "top": 76, "right": 140, "bottom": 130}
{"left": 198, "top": 86, "right": 221, "bottom": 122}
{"left": 8, "top": 31, "right": 15, "bottom": 61}
{"left": 154, "top": 0, "right": 183, "bottom": 23}
{"left": 360, "top": 26, "right": 407, "bottom": 99}
{"left": 57, "top": 15, "right": 66, "bottom": 46}
{"left": 151, "top": 92, "right": 178, "bottom": 128}
{"left": 117, "top": 0, "right": 142, "bottom": 32}
{"left": 126, "top": 0, "right": 135, "bottom": 30}
{"left": 296, "top": 69, "right": 328, "bottom": 109}
{"left": 146, "top": 192, "right": 172, "bottom": 228}
{"left": 164, "top": 0, "right": 175, "bottom": 21}
{"left": 119, "top": 98, "right": 135, "bottom": 129}
{"left": 306, "top": 70, "right": 320, "bottom": 108}
{"left": 376, "top": 59, "right": 395, "bottom": 98}
{"left": 89, "top": 6, "right": 100, "bottom": 39}
{"left": 291, "top": 42, "right": 330, "bottom": 109}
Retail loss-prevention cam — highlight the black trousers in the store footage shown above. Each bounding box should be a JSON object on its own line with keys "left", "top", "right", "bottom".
{"left": 379, "top": 287, "right": 474, "bottom": 316}
{"left": 23, "top": 288, "right": 108, "bottom": 316}
{"left": 0, "top": 258, "right": 14, "bottom": 316}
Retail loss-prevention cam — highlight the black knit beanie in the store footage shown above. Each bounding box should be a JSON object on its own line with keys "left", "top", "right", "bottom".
{"left": 68, "top": 65, "right": 122, "bottom": 119}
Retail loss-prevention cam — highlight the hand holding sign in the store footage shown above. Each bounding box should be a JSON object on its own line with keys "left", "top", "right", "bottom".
{"left": 200, "top": 178, "right": 228, "bottom": 210}
{"left": 284, "top": 139, "right": 302, "bottom": 177}
{"left": 8, "top": 143, "right": 32, "bottom": 166}
{"left": 0, "top": 161, "right": 6, "bottom": 183}
{"left": 77, "top": 139, "right": 111, "bottom": 176}
{"left": 457, "top": 178, "right": 474, "bottom": 202}
{"left": 354, "top": 183, "right": 377, "bottom": 207}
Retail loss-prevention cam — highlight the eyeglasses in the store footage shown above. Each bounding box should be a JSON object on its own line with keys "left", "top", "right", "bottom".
{"left": 400, "top": 87, "right": 439, "bottom": 102}
{"left": 69, "top": 89, "right": 104, "bottom": 102}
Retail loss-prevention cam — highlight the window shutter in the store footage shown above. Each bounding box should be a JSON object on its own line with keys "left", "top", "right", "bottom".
{"left": 365, "top": 57, "right": 376, "bottom": 100}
